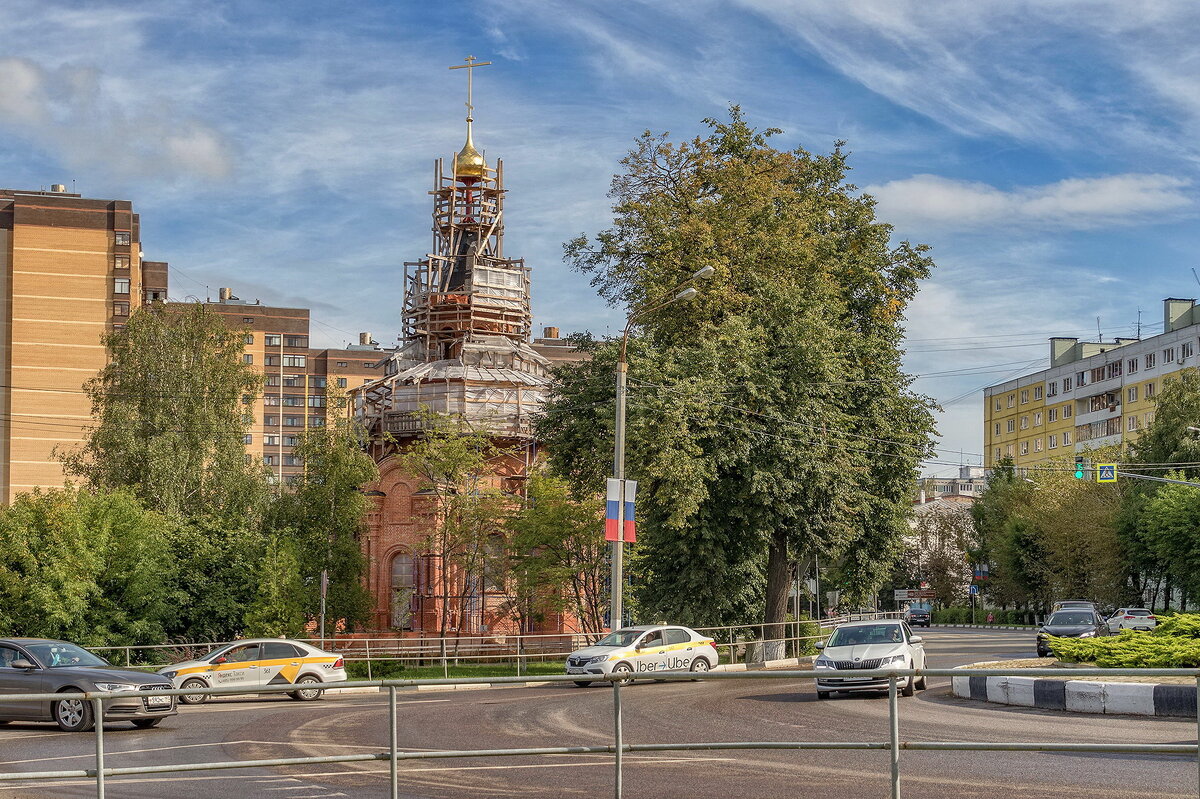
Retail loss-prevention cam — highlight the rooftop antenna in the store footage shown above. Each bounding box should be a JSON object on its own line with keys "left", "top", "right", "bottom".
{"left": 1136, "top": 307, "right": 1142, "bottom": 339}
{"left": 1096, "top": 316, "right": 1102, "bottom": 343}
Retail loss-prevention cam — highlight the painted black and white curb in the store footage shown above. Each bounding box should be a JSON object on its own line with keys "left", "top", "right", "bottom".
{"left": 952, "top": 665, "right": 1196, "bottom": 717}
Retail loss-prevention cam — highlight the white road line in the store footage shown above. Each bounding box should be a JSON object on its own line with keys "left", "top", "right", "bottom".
{"left": 187, "top": 698, "right": 449, "bottom": 714}
{"left": 0, "top": 738, "right": 368, "bottom": 767}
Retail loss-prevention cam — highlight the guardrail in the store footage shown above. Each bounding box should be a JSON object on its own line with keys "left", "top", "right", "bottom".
{"left": 0, "top": 661, "right": 1192, "bottom": 799}
{"left": 83, "top": 612, "right": 902, "bottom": 676}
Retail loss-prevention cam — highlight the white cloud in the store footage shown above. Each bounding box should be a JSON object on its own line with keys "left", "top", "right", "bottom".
{"left": 865, "top": 173, "right": 1191, "bottom": 230}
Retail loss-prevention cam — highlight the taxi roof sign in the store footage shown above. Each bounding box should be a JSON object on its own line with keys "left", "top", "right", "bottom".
{"left": 1096, "top": 463, "right": 1117, "bottom": 483}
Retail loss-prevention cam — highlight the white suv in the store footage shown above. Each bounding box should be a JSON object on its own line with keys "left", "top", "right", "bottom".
{"left": 1106, "top": 608, "right": 1157, "bottom": 632}
{"left": 565, "top": 625, "right": 718, "bottom": 686}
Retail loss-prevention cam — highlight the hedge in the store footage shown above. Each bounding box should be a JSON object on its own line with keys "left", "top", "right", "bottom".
{"left": 930, "top": 607, "right": 1031, "bottom": 625}
{"left": 1049, "top": 613, "right": 1200, "bottom": 667}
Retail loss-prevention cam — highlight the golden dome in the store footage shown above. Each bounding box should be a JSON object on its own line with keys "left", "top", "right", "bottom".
{"left": 455, "top": 120, "right": 487, "bottom": 180}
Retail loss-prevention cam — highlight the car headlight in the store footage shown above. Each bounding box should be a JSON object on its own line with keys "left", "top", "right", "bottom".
{"left": 880, "top": 654, "right": 907, "bottom": 666}
{"left": 160, "top": 671, "right": 177, "bottom": 679}
{"left": 586, "top": 655, "right": 608, "bottom": 664}
{"left": 1036, "top": 633, "right": 1048, "bottom": 639}
{"left": 94, "top": 682, "right": 138, "bottom": 693}
{"left": 814, "top": 655, "right": 836, "bottom": 669}
{"left": 1078, "top": 631, "right": 1096, "bottom": 638}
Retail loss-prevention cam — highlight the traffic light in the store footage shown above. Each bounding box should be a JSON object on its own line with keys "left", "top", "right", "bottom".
{"left": 1074, "top": 456, "right": 1085, "bottom": 479}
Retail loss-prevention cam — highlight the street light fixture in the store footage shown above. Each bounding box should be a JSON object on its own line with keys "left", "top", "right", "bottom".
{"left": 610, "top": 265, "right": 714, "bottom": 630}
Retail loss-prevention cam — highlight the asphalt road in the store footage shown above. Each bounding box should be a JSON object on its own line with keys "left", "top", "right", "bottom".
{"left": 0, "top": 627, "right": 1195, "bottom": 798}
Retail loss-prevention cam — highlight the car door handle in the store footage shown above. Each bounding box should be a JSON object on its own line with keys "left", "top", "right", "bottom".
{"left": 247, "top": 665, "right": 257, "bottom": 669}
{"left": 290, "top": 662, "right": 300, "bottom": 666}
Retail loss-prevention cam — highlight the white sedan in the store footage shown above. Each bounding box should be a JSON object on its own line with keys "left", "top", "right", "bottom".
{"left": 1106, "top": 608, "right": 1158, "bottom": 632}
{"left": 565, "top": 625, "right": 718, "bottom": 686}
{"left": 813, "top": 620, "right": 927, "bottom": 699}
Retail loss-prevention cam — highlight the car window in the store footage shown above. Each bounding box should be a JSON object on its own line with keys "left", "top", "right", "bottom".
{"left": 901, "top": 622, "right": 915, "bottom": 640}
{"left": 1048, "top": 612, "right": 1093, "bottom": 625}
{"left": 24, "top": 643, "right": 108, "bottom": 668}
{"left": 1128, "top": 609, "right": 1153, "bottom": 616}
{"left": 597, "top": 629, "right": 643, "bottom": 648}
{"left": 640, "top": 630, "right": 664, "bottom": 648}
{"left": 226, "top": 644, "right": 261, "bottom": 663}
{"left": 0, "top": 646, "right": 21, "bottom": 668}
{"left": 665, "top": 629, "right": 691, "bottom": 646}
{"left": 263, "top": 642, "right": 301, "bottom": 659}
{"left": 827, "top": 624, "right": 904, "bottom": 646}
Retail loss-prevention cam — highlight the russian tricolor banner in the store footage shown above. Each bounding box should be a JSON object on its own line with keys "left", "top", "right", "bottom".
{"left": 605, "top": 478, "right": 637, "bottom": 542}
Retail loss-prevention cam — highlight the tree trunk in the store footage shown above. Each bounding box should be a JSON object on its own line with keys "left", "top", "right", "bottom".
{"left": 763, "top": 531, "right": 790, "bottom": 661}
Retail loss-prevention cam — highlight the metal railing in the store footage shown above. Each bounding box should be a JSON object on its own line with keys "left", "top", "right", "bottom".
{"left": 0, "top": 664, "right": 1194, "bottom": 799}
{"left": 83, "top": 612, "right": 902, "bottom": 675}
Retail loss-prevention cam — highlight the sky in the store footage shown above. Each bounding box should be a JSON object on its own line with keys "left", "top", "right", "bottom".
{"left": 2, "top": 0, "right": 1199, "bottom": 475}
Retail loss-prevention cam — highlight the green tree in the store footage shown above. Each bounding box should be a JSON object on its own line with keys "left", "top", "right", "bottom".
{"left": 242, "top": 533, "right": 307, "bottom": 638}
{"left": 542, "top": 109, "right": 936, "bottom": 643}
{"left": 62, "top": 302, "right": 268, "bottom": 524}
{"left": 503, "top": 469, "right": 608, "bottom": 637}
{"left": 269, "top": 389, "right": 377, "bottom": 633}
{"left": 163, "top": 520, "right": 264, "bottom": 641}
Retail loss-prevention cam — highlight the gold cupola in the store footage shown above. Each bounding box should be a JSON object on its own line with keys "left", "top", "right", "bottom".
{"left": 455, "top": 118, "right": 487, "bottom": 180}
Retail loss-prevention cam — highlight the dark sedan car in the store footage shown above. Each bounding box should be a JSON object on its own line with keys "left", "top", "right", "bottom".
{"left": 1035, "top": 610, "right": 1111, "bottom": 657}
{"left": 904, "top": 608, "right": 931, "bottom": 627}
{"left": 0, "top": 639, "right": 177, "bottom": 731}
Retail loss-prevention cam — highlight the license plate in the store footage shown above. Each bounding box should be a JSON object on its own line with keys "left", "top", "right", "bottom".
{"left": 145, "top": 695, "right": 171, "bottom": 707}
{"left": 566, "top": 668, "right": 584, "bottom": 674}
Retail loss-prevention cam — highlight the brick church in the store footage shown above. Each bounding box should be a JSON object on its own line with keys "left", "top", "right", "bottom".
{"left": 352, "top": 58, "right": 586, "bottom": 636}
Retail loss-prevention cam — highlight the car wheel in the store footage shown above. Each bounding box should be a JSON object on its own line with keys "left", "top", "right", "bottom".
{"left": 290, "top": 675, "right": 323, "bottom": 701}
{"left": 54, "top": 693, "right": 95, "bottom": 733}
{"left": 901, "top": 670, "right": 916, "bottom": 697}
{"left": 132, "top": 718, "right": 163, "bottom": 729}
{"left": 573, "top": 681, "right": 593, "bottom": 688}
{"left": 690, "top": 657, "right": 710, "bottom": 681}
{"left": 918, "top": 674, "right": 928, "bottom": 690}
{"left": 611, "top": 663, "right": 634, "bottom": 686}
{"left": 179, "top": 678, "right": 209, "bottom": 705}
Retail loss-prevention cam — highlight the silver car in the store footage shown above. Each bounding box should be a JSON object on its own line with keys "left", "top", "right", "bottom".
{"left": 566, "top": 625, "right": 719, "bottom": 686}
{"left": 813, "top": 620, "right": 927, "bottom": 699}
{"left": 0, "top": 639, "right": 176, "bottom": 731}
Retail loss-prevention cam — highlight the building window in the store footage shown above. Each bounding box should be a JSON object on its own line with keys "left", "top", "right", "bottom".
{"left": 264, "top": 415, "right": 278, "bottom": 426}
{"left": 282, "top": 375, "right": 303, "bottom": 387}
{"left": 265, "top": 334, "right": 281, "bottom": 347}
{"left": 1049, "top": 408, "right": 1058, "bottom": 423}
{"left": 113, "top": 278, "right": 130, "bottom": 295}
{"left": 265, "top": 434, "right": 279, "bottom": 446}
{"left": 1005, "top": 444, "right": 1014, "bottom": 457}
{"left": 243, "top": 317, "right": 254, "bottom": 324}
{"left": 282, "top": 355, "right": 307, "bottom": 368}
{"left": 337, "top": 377, "right": 347, "bottom": 388}
{"left": 1146, "top": 352, "right": 1156, "bottom": 369}
{"left": 310, "top": 376, "right": 327, "bottom": 388}
{"left": 1020, "top": 441, "right": 1029, "bottom": 455}
{"left": 284, "top": 335, "right": 308, "bottom": 348}
{"left": 993, "top": 423, "right": 1001, "bottom": 436}
{"left": 1034, "top": 412, "right": 1042, "bottom": 426}
{"left": 1049, "top": 434, "right": 1058, "bottom": 449}
{"left": 1034, "top": 438, "right": 1043, "bottom": 452}
{"left": 243, "top": 354, "right": 253, "bottom": 364}
{"left": 1034, "top": 386, "right": 1043, "bottom": 400}
{"left": 1146, "top": 382, "right": 1156, "bottom": 398}
{"left": 1063, "top": 377, "right": 1072, "bottom": 391}
{"left": 994, "top": 399, "right": 1002, "bottom": 411}
{"left": 263, "top": 455, "right": 276, "bottom": 466}
{"left": 282, "top": 395, "right": 304, "bottom": 407}
{"left": 308, "top": 395, "right": 326, "bottom": 407}
{"left": 1007, "top": 419, "right": 1015, "bottom": 433}
{"left": 1128, "top": 386, "right": 1138, "bottom": 402}
{"left": 1185, "top": 342, "right": 1195, "bottom": 359}
{"left": 1145, "top": 411, "right": 1155, "bottom": 426}
{"left": 114, "top": 255, "right": 130, "bottom": 270}
{"left": 309, "top": 417, "right": 325, "bottom": 427}
{"left": 1128, "top": 415, "right": 1139, "bottom": 432}
{"left": 264, "top": 395, "right": 280, "bottom": 406}
{"left": 244, "top": 334, "right": 254, "bottom": 345}
{"left": 1047, "top": 383, "right": 1057, "bottom": 398}
{"left": 337, "top": 361, "right": 349, "bottom": 369}
{"left": 265, "top": 355, "right": 280, "bottom": 366}
{"left": 284, "top": 435, "right": 299, "bottom": 446}
{"left": 283, "top": 416, "right": 302, "bottom": 427}
{"left": 1076, "top": 371, "right": 1087, "bottom": 387}
{"left": 1128, "top": 358, "right": 1139, "bottom": 374}
{"left": 1063, "top": 404, "right": 1073, "bottom": 418}
{"left": 283, "top": 455, "right": 303, "bottom": 467}
{"left": 1020, "top": 416, "right": 1029, "bottom": 430}
{"left": 1106, "top": 361, "right": 1122, "bottom": 379}
{"left": 1020, "top": 390, "right": 1029, "bottom": 404}
{"left": 112, "top": 301, "right": 130, "bottom": 317}
{"left": 265, "top": 375, "right": 280, "bottom": 387}
{"left": 242, "top": 434, "right": 253, "bottom": 445}
{"left": 1164, "top": 347, "right": 1177, "bottom": 363}
{"left": 1090, "top": 366, "right": 1105, "bottom": 383}
{"left": 114, "top": 231, "right": 131, "bottom": 245}
{"left": 362, "top": 362, "right": 373, "bottom": 368}
{"left": 1063, "top": 431, "right": 1072, "bottom": 445}
{"left": 994, "top": 447, "right": 1001, "bottom": 460}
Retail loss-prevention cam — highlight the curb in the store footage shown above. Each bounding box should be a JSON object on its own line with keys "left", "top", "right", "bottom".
{"left": 717, "top": 655, "right": 815, "bottom": 672}
{"left": 951, "top": 662, "right": 1195, "bottom": 717}
{"left": 932, "top": 624, "right": 1035, "bottom": 630}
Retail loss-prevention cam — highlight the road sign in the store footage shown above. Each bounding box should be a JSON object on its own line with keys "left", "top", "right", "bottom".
{"left": 1097, "top": 463, "right": 1117, "bottom": 483}
{"left": 894, "top": 589, "right": 936, "bottom": 601}
{"left": 969, "top": 584, "right": 979, "bottom": 595}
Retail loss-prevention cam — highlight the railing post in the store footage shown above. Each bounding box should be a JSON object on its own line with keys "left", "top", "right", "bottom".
{"left": 389, "top": 685, "right": 398, "bottom": 799}
{"left": 366, "top": 639, "right": 373, "bottom": 682}
{"left": 517, "top": 635, "right": 525, "bottom": 678}
{"left": 888, "top": 675, "right": 900, "bottom": 799}
{"left": 613, "top": 679, "right": 623, "bottom": 799}
{"left": 124, "top": 648, "right": 130, "bottom": 667}
{"left": 92, "top": 697, "right": 105, "bottom": 799}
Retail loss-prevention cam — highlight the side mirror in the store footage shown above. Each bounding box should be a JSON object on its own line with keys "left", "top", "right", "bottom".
{"left": 213, "top": 656, "right": 228, "bottom": 665}
{"left": 10, "top": 659, "right": 36, "bottom": 671}
{"left": 815, "top": 641, "right": 825, "bottom": 650}
{"left": 909, "top": 635, "right": 923, "bottom": 644}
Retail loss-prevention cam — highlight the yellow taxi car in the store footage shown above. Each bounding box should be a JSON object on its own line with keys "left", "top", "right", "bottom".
{"left": 158, "top": 638, "right": 346, "bottom": 704}
{"left": 566, "top": 625, "right": 719, "bottom": 686}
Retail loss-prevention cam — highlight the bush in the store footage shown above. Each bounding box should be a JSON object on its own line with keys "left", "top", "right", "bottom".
{"left": 1049, "top": 613, "right": 1200, "bottom": 666}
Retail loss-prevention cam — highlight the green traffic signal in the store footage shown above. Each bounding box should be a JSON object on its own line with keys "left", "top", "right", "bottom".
{"left": 1074, "top": 457, "right": 1085, "bottom": 479}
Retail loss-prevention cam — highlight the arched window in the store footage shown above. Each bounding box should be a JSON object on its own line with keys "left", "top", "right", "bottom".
{"left": 390, "top": 553, "right": 416, "bottom": 630}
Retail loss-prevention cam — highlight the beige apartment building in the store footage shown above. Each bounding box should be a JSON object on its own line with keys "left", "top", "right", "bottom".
{"left": 983, "top": 297, "right": 1200, "bottom": 469}
{"left": 0, "top": 186, "right": 167, "bottom": 502}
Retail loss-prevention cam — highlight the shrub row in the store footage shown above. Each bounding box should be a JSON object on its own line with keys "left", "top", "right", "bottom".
{"left": 1049, "top": 613, "right": 1200, "bottom": 666}
{"left": 930, "top": 607, "right": 1032, "bottom": 625}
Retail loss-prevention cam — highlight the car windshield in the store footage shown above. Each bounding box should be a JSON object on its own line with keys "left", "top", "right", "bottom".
{"left": 596, "top": 629, "right": 647, "bottom": 648}
{"left": 26, "top": 643, "right": 109, "bottom": 668}
{"left": 1127, "top": 609, "right": 1152, "bottom": 616}
{"left": 1049, "top": 612, "right": 1093, "bottom": 625}
{"left": 826, "top": 624, "right": 904, "bottom": 647}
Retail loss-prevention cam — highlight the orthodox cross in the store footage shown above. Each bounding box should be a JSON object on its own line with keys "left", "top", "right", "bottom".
{"left": 449, "top": 55, "right": 492, "bottom": 121}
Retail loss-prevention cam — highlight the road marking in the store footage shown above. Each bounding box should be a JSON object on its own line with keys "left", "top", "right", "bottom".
{"left": 0, "top": 738, "right": 372, "bottom": 767}
{"left": 186, "top": 697, "right": 449, "bottom": 714}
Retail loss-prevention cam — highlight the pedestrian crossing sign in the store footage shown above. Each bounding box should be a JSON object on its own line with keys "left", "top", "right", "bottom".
{"left": 1097, "top": 463, "right": 1117, "bottom": 483}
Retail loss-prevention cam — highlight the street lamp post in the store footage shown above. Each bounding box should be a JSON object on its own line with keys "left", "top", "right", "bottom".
{"left": 610, "top": 265, "right": 714, "bottom": 630}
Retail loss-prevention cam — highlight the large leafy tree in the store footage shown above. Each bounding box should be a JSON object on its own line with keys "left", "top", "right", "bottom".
{"left": 541, "top": 109, "right": 936, "bottom": 639}
{"left": 62, "top": 302, "right": 268, "bottom": 524}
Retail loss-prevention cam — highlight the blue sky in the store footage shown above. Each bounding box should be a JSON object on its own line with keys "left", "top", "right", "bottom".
{"left": 2, "top": 1, "right": 1199, "bottom": 473}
